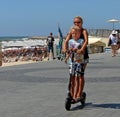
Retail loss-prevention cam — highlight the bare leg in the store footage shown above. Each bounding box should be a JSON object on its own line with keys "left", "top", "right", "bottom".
{"left": 47, "top": 52, "right": 50, "bottom": 60}
{"left": 76, "top": 76, "right": 85, "bottom": 98}
{"left": 111, "top": 45, "right": 116, "bottom": 56}
{"left": 70, "top": 76, "right": 75, "bottom": 99}
{"left": 74, "top": 76, "right": 79, "bottom": 99}
{"left": 76, "top": 63, "right": 87, "bottom": 98}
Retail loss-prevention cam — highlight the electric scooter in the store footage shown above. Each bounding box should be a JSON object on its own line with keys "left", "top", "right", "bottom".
{"left": 65, "top": 50, "right": 86, "bottom": 111}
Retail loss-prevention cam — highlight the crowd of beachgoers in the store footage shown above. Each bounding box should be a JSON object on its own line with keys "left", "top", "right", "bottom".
{"left": 0, "top": 37, "right": 60, "bottom": 66}
{"left": 2, "top": 46, "right": 48, "bottom": 63}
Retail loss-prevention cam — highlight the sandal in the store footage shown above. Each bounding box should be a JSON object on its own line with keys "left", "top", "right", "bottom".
{"left": 71, "top": 99, "right": 76, "bottom": 104}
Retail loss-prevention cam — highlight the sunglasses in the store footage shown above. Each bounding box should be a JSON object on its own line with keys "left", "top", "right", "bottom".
{"left": 74, "top": 21, "right": 81, "bottom": 24}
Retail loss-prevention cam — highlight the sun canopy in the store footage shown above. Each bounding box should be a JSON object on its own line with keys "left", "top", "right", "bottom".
{"left": 107, "top": 18, "right": 120, "bottom": 29}
{"left": 89, "top": 36, "right": 106, "bottom": 47}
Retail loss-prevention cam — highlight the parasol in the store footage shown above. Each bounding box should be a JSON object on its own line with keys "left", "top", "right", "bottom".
{"left": 107, "top": 19, "right": 120, "bottom": 29}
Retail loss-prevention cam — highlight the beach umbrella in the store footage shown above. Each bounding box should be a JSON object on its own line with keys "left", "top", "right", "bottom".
{"left": 107, "top": 19, "right": 120, "bottom": 29}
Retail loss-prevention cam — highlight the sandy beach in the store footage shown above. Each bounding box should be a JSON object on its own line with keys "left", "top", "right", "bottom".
{"left": 1, "top": 58, "right": 49, "bottom": 67}
{"left": 1, "top": 61, "right": 35, "bottom": 67}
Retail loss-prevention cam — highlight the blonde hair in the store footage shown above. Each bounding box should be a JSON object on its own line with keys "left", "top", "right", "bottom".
{"left": 70, "top": 25, "right": 80, "bottom": 32}
{"left": 74, "top": 16, "right": 83, "bottom": 24}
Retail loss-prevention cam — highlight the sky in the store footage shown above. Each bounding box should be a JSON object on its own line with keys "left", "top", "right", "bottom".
{"left": 0, "top": 0, "right": 120, "bottom": 36}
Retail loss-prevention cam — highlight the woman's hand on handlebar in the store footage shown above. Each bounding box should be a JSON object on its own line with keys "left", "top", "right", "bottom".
{"left": 77, "top": 48, "right": 84, "bottom": 54}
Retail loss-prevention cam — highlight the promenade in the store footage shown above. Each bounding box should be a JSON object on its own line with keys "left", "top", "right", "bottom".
{"left": 0, "top": 52, "right": 120, "bottom": 117}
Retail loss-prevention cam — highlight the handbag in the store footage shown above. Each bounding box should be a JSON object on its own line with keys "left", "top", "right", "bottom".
{"left": 108, "top": 38, "right": 112, "bottom": 46}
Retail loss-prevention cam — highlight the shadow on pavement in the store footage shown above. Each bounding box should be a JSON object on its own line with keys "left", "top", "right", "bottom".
{"left": 70, "top": 102, "right": 120, "bottom": 111}
{"left": 86, "top": 102, "right": 120, "bottom": 109}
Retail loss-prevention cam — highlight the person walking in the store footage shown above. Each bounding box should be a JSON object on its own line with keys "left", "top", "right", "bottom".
{"left": 46, "top": 32, "right": 55, "bottom": 60}
{"left": 108, "top": 30, "right": 118, "bottom": 57}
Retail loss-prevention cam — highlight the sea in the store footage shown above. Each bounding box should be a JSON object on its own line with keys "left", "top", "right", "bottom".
{"left": 0, "top": 36, "right": 59, "bottom": 50}
{"left": 0, "top": 36, "right": 29, "bottom": 41}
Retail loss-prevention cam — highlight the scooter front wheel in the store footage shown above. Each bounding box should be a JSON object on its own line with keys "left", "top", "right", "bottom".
{"left": 80, "top": 92, "right": 86, "bottom": 106}
{"left": 65, "top": 98, "right": 71, "bottom": 111}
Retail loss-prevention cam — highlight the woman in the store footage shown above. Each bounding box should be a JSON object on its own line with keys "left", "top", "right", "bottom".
{"left": 108, "top": 30, "right": 118, "bottom": 57}
{"left": 64, "top": 16, "right": 89, "bottom": 100}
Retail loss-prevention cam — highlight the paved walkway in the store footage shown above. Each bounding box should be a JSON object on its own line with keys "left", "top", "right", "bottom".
{"left": 0, "top": 52, "right": 120, "bottom": 117}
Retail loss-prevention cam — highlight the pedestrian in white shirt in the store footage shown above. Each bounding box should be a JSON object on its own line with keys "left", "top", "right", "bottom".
{"left": 108, "top": 30, "right": 118, "bottom": 57}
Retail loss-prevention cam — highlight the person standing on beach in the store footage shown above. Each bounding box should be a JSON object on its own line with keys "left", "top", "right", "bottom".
{"left": 63, "top": 16, "right": 89, "bottom": 100}
{"left": 46, "top": 32, "right": 55, "bottom": 60}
